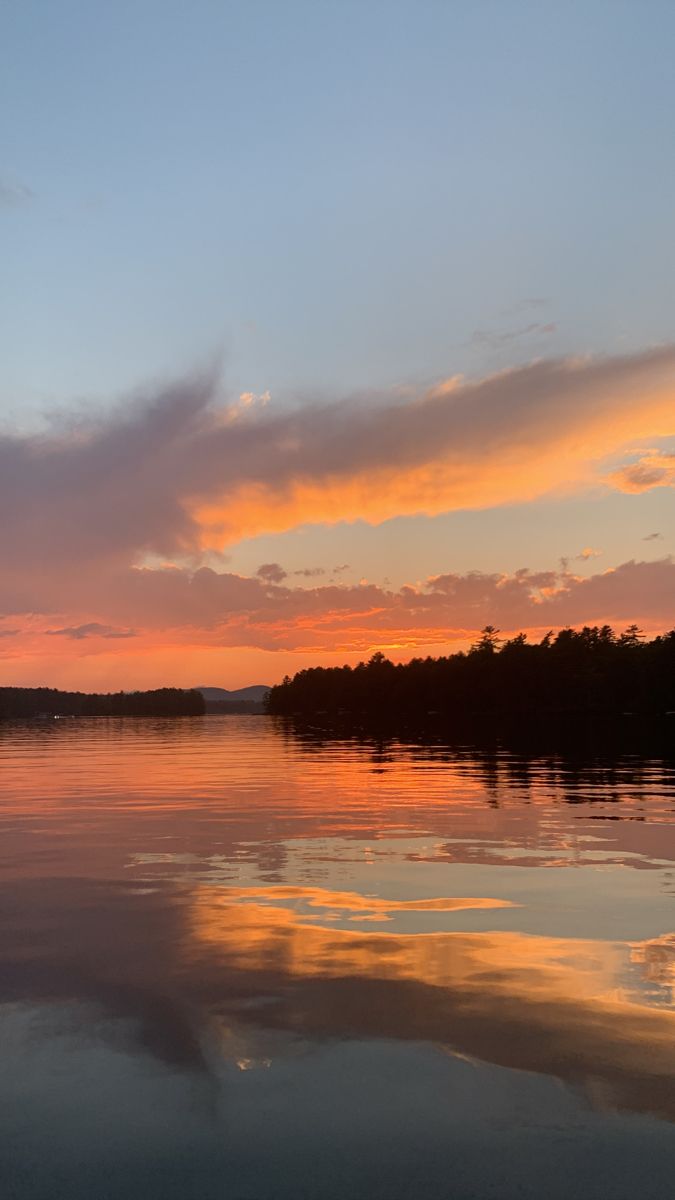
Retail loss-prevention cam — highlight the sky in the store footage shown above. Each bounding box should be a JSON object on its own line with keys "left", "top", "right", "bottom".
{"left": 1, "top": 0, "right": 674, "bottom": 690}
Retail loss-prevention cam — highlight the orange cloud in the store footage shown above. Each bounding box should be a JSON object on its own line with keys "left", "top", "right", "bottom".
{"left": 609, "top": 450, "right": 675, "bottom": 493}
{"left": 193, "top": 355, "right": 675, "bottom": 546}
{"left": 1, "top": 348, "right": 674, "bottom": 579}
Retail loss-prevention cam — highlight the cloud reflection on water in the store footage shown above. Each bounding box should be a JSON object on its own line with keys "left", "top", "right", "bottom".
{"left": 1, "top": 714, "right": 674, "bottom": 1187}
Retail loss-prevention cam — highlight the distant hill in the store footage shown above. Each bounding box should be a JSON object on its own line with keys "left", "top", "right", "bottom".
{"left": 195, "top": 686, "right": 270, "bottom": 703}
{"left": 195, "top": 685, "right": 270, "bottom": 714}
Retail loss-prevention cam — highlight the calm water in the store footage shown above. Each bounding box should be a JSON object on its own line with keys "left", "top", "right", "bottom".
{"left": 1, "top": 716, "right": 675, "bottom": 1200}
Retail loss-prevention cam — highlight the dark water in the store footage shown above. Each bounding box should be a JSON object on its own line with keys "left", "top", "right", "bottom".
{"left": 1, "top": 715, "right": 675, "bottom": 1199}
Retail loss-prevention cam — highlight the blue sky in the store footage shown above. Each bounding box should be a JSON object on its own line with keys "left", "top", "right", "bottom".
{"left": 3, "top": 0, "right": 675, "bottom": 413}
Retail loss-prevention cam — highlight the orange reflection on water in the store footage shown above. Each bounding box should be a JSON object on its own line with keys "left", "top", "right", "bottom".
{"left": 630, "top": 934, "right": 675, "bottom": 1004}
{"left": 4, "top": 718, "right": 672, "bottom": 884}
{"left": 187, "top": 884, "right": 675, "bottom": 1123}
{"left": 219, "top": 885, "right": 516, "bottom": 918}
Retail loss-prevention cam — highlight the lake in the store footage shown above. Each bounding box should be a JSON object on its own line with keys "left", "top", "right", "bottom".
{"left": 1, "top": 715, "right": 675, "bottom": 1199}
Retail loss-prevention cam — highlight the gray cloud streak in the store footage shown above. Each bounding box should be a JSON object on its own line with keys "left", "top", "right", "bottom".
{"left": 45, "top": 623, "right": 137, "bottom": 640}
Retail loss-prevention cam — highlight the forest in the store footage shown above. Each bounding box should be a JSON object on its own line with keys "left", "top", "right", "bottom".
{"left": 0, "top": 686, "right": 205, "bottom": 719}
{"left": 265, "top": 625, "right": 675, "bottom": 721}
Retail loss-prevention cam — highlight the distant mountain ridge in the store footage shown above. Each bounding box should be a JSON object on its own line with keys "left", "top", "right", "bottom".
{"left": 195, "top": 686, "right": 270, "bottom": 703}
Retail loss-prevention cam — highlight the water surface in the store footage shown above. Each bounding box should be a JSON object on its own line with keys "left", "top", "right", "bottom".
{"left": 2, "top": 716, "right": 675, "bottom": 1199}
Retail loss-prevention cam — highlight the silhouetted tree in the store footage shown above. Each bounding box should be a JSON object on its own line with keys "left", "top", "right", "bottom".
{"left": 265, "top": 625, "right": 675, "bottom": 722}
{"left": 471, "top": 625, "right": 501, "bottom": 655}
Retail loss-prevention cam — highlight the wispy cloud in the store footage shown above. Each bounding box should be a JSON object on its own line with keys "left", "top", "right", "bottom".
{"left": 0, "top": 175, "right": 34, "bottom": 208}
{"left": 467, "top": 322, "right": 556, "bottom": 350}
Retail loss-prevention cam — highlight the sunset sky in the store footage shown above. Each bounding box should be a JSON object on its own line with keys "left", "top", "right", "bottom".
{"left": 2, "top": 0, "right": 674, "bottom": 690}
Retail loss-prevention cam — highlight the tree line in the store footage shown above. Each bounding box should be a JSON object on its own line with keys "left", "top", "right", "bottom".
{"left": 265, "top": 625, "right": 675, "bottom": 720}
{"left": 0, "top": 686, "right": 205, "bottom": 719}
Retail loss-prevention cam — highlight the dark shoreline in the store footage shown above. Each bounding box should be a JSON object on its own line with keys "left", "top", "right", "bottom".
{"left": 266, "top": 626, "right": 675, "bottom": 738}
{"left": 0, "top": 686, "right": 205, "bottom": 719}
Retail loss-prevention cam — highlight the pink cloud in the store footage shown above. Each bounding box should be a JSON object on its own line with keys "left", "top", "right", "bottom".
{"left": 2, "top": 557, "right": 672, "bottom": 655}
